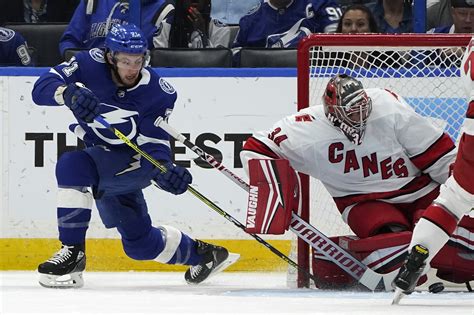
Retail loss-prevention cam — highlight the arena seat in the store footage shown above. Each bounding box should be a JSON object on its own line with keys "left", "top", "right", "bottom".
{"left": 226, "top": 25, "right": 240, "bottom": 47}
{"left": 239, "top": 48, "right": 297, "bottom": 67}
{"left": 5, "top": 23, "right": 68, "bottom": 67}
{"left": 150, "top": 48, "right": 232, "bottom": 67}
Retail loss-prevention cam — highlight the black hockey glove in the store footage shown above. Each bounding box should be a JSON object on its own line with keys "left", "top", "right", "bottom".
{"left": 63, "top": 83, "right": 100, "bottom": 123}
{"left": 153, "top": 162, "right": 192, "bottom": 195}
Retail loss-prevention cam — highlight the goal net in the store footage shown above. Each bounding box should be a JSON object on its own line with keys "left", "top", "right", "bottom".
{"left": 293, "top": 34, "right": 471, "bottom": 288}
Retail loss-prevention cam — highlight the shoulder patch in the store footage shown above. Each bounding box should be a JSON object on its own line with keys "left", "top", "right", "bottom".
{"left": 159, "top": 78, "right": 175, "bottom": 95}
{"left": 89, "top": 48, "right": 105, "bottom": 63}
{"left": 0, "top": 28, "right": 15, "bottom": 42}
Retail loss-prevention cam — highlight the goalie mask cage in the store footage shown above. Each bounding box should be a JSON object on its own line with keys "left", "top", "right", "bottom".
{"left": 294, "top": 34, "right": 471, "bottom": 288}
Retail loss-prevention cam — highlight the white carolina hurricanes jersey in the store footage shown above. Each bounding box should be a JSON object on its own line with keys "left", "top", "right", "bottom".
{"left": 241, "top": 88, "right": 457, "bottom": 217}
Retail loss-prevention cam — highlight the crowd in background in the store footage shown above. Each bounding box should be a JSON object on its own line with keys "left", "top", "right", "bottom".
{"left": 0, "top": 0, "right": 473, "bottom": 67}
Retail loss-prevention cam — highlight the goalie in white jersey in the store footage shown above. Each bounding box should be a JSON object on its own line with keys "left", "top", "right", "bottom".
{"left": 241, "top": 73, "right": 474, "bottom": 289}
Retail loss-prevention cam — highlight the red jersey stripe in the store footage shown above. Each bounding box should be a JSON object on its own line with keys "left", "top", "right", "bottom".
{"left": 333, "top": 174, "right": 434, "bottom": 212}
{"left": 410, "top": 133, "right": 455, "bottom": 171}
{"left": 242, "top": 137, "right": 280, "bottom": 159}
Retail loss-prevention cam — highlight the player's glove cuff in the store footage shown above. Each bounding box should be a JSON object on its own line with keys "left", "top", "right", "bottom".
{"left": 54, "top": 85, "right": 68, "bottom": 106}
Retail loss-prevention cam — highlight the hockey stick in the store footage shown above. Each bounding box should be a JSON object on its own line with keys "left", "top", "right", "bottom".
{"left": 93, "top": 115, "right": 318, "bottom": 283}
{"left": 154, "top": 117, "right": 398, "bottom": 291}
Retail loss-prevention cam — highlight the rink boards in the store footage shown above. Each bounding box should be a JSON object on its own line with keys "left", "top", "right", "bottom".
{"left": 0, "top": 67, "right": 465, "bottom": 271}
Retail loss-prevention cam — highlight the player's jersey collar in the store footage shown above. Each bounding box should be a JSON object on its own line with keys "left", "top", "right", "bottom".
{"left": 126, "top": 68, "right": 151, "bottom": 92}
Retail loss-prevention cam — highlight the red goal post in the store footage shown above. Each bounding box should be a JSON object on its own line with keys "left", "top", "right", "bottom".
{"left": 294, "top": 34, "right": 472, "bottom": 288}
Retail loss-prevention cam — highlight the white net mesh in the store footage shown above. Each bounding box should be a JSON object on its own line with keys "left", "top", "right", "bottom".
{"left": 291, "top": 35, "right": 471, "bottom": 288}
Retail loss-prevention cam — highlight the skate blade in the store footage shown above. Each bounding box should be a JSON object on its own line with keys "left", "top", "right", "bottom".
{"left": 391, "top": 288, "right": 405, "bottom": 305}
{"left": 39, "top": 272, "right": 84, "bottom": 289}
{"left": 192, "top": 252, "right": 240, "bottom": 285}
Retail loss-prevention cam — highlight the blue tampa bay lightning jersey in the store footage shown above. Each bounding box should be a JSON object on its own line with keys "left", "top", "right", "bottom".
{"left": 233, "top": 0, "right": 341, "bottom": 49}
{"left": 60, "top": 0, "right": 175, "bottom": 55}
{"left": 32, "top": 49, "right": 176, "bottom": 163}
{"left": 0, "top": 27, "right": 33, "bottom": 66}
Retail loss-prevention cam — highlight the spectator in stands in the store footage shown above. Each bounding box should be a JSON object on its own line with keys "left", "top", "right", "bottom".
{"left": 170, "top": 0, "right": 236, "bottom": 48}
{"left": 367, "top": 0, "right": 413, "bottom": 33}
{"left": 335, "top": 4, "right": 378, "bottom": 33}
{"left": 333, "top": 5, "right": 379, "bottom": 69}
{"left": 59, "top": 0, "right": 174, "bottom": 58}
{"left": 171, "top": 0, "right": 210, "bottom": 48}
{"left": 427, "top": 0, "right": 473, "bottom": 63}
{"left": 426, "top": 0, "right": 453, "bottom": 30}
{"left": 0, "top": 26, "right": 34, "bottom": 66}
{"left": 428, "top": 0, "right": 473, "bottom": 33}
{"left": 2, "top": 0, "right": 80, "bottom": 23}
{"left": 336, "top": 0, "right": 376, "bottom": 11}
{"left": 233, "top": 0, "right": 341, "bottom": 50}
{"left": 210, "top": 0, "right": 261, "bottom": 25}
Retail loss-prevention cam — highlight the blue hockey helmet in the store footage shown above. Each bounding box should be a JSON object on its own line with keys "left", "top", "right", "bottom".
{"left": 104, "top": 23, "right": 148, "bottom": 55}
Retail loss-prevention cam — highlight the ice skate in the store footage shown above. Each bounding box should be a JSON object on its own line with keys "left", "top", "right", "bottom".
{"left": 38, "top": 243, "right": 86, "bottom": 289}
{"left": 185, "top": 240, "right": 240, "bottom": 284}
{"left": 391, "top": 244, "right": 429, "bottom": 304}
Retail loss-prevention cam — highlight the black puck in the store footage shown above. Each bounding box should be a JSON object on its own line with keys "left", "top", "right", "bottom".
{"left": 428, "top": 282, "right": 445, "bottom": 293}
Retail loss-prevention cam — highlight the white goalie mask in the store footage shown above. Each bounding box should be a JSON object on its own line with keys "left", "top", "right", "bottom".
{"left": 323, "top": 74, "right": 372, "bottom": 145}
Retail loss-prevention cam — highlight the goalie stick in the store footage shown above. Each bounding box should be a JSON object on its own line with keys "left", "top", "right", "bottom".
{"left": 154, "top": 117, "right": 398, "bottom": 291}
{"left": 93, "top": 115, "right": 318, "bottom": 284}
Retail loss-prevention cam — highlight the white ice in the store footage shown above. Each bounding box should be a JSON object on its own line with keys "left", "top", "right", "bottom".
{"left": 1, "top": 271, "right": 473, "bottom": 314}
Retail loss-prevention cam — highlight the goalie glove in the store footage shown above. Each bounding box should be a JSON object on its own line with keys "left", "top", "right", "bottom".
{"left": 245, "top": 159, "right": 300, "bottom": 234}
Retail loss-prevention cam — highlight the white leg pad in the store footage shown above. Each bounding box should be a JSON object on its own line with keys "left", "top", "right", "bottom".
{"left": 434, "top": 176, "right": 474, "bottom": 219}
{"left": 154, "top": 225, "right": 182, "bottom": 263}
{"left": 57, "top": 188, "right": 93, "bottom": 209}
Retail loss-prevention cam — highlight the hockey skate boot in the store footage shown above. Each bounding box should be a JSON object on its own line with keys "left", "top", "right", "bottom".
{"left": 391, "top": 244, "right": 429, "bottom": 304}
{"left": 185, "top": 240, "right": 240, "bottom": 284}
{"left": 38, "top": 243, "right": 86, "bottom": 289}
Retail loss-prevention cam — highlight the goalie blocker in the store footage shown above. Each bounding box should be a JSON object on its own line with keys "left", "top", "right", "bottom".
{"left": 245, "top": 159, "right": 300, "bottom": 234}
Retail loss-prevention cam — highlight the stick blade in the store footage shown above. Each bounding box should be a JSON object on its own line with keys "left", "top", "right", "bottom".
{"left": 391, "top": 288, "right": 405, "bottom": 305}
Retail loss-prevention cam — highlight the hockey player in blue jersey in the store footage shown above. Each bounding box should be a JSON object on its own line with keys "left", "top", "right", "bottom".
{"left": 0, "top": 27, "right": 33, "bottom": 66}
{"left": 232, "top": 0, "right": 341, "bottom": 49}
{"left": 59, "top": 0, "right": 175, "bottom": 57}
{"left": 32, "top": 23, "right": 239, "bottom": 289}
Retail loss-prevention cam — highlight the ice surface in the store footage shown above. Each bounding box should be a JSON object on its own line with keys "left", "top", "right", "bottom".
{"left": 1, "top": 271, "right": 473, "bottom": 314}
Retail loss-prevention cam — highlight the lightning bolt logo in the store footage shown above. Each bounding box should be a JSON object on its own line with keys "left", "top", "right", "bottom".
{"left": 88, "top": 104, "right": 139, "bottom": 145}
{"left": 116, "top": 153, "right": 141, "bottom": 176}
